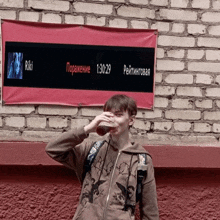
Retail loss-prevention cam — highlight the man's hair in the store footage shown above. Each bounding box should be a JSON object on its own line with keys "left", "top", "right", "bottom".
{"left": 103, "top": 94, "right": 137, "bottom": 116}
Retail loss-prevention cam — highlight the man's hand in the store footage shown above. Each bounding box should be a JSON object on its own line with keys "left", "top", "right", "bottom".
{"left": 84, "top": 112, "right": 114, "bottom": 134}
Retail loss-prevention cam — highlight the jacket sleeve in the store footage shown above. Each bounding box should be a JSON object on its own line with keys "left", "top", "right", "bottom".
{"left": 140, "top": 155, "right": 159, "bottom": 220}
{"left": 45, "top": 126, "right": 91, "bottom": 183}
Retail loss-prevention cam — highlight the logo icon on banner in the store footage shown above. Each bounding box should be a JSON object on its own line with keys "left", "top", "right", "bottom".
{"left": 7, "top": 52, "right": 23, "bottom": 79}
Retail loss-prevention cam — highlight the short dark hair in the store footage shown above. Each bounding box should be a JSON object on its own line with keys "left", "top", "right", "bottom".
{"left": 103, "top": 94, "right": 137, "bottom": 116}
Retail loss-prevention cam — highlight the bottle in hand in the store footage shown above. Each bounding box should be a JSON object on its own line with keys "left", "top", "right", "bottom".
{"left": 96, "top": 121, "right": 117, "bottom": 136}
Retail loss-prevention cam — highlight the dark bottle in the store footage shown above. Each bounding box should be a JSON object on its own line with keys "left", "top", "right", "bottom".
{"left": 96, "top": 121, "right": 117, "bottom": 136}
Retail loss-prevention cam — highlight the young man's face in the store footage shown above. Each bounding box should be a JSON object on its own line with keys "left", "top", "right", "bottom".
{"left": 109, "top": 109, "right": 135, "bottom": 137}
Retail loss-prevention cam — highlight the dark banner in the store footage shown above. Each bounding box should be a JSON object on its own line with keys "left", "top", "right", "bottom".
{"left": 4, "top": 42, "right": 154, "bottom": 92}
{"left": 2, "top": 20, "right": 158, "bottom": 109}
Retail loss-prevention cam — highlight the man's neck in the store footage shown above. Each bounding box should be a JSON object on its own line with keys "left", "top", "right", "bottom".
{"left": 110, "top": 132, "right": 131, "bottom": 151}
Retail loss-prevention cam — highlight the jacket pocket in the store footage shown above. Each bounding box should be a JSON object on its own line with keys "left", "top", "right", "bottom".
{"left": 105, "top": 207, "right": 135, "bottom": 220}
{"left": 74, "top": 203, "right": 103, "bottom": 220}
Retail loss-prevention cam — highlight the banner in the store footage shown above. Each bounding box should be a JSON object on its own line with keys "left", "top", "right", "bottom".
{"left": 2, "top": 20, "right": 158, "bottom": 109}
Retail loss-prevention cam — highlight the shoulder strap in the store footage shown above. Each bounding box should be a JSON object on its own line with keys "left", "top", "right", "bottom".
{"left": 136, "top": 153, "right": 147, "bottom": 203}
{"left": 82, "top": 140, "right": 105, "bottom": 181}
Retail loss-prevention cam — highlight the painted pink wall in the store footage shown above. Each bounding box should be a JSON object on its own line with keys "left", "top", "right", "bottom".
{"left": 1, "top": 166, "right": 220, "bottom": 220}
{"left": 156, "top": 169, "right": 220, "bottom": 220}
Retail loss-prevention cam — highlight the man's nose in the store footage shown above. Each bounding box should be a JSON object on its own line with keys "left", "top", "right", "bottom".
{"left": 111, "top": 115, "right": 116, "bottom": 121}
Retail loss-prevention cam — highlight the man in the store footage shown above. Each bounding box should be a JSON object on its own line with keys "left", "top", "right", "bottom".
{"left": 46, "top": 94, "right": 159, "bottom": 220}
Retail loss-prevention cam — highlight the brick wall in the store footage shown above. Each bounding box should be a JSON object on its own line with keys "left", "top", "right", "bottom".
{"left": 0, "top": 0, "right": 220, "bottom": 146}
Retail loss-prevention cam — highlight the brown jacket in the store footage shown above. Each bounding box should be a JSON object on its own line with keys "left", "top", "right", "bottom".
{"left": 45, "top": 126, "right": 159, "bottom": 220}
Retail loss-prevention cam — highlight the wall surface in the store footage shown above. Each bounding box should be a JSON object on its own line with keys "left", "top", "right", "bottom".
{"left": 0, "top": 0, "right": 219, "bottom": 146}
{"left": 0, "top": 0, "right": 220, "bottom": 220}
{"left": 1, "top": 166, "right": 220, "bottom": 220}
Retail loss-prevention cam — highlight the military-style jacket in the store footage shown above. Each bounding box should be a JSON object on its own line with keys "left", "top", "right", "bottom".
{"left": 45, "top": 126, "right": 159, "bottom": 220}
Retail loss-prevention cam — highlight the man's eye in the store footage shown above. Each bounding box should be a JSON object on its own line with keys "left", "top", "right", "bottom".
{"left": 115, "top": 113, "right": 123, "bottom": 117}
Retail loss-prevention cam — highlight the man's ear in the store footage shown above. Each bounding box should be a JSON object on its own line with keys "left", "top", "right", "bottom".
{"left": 129, "top": 115, "right": 135, "bottom": 127}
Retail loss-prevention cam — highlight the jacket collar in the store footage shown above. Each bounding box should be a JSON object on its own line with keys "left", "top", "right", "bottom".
{"left": 106, "top": 135, "right": 148, "bottom": 154}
